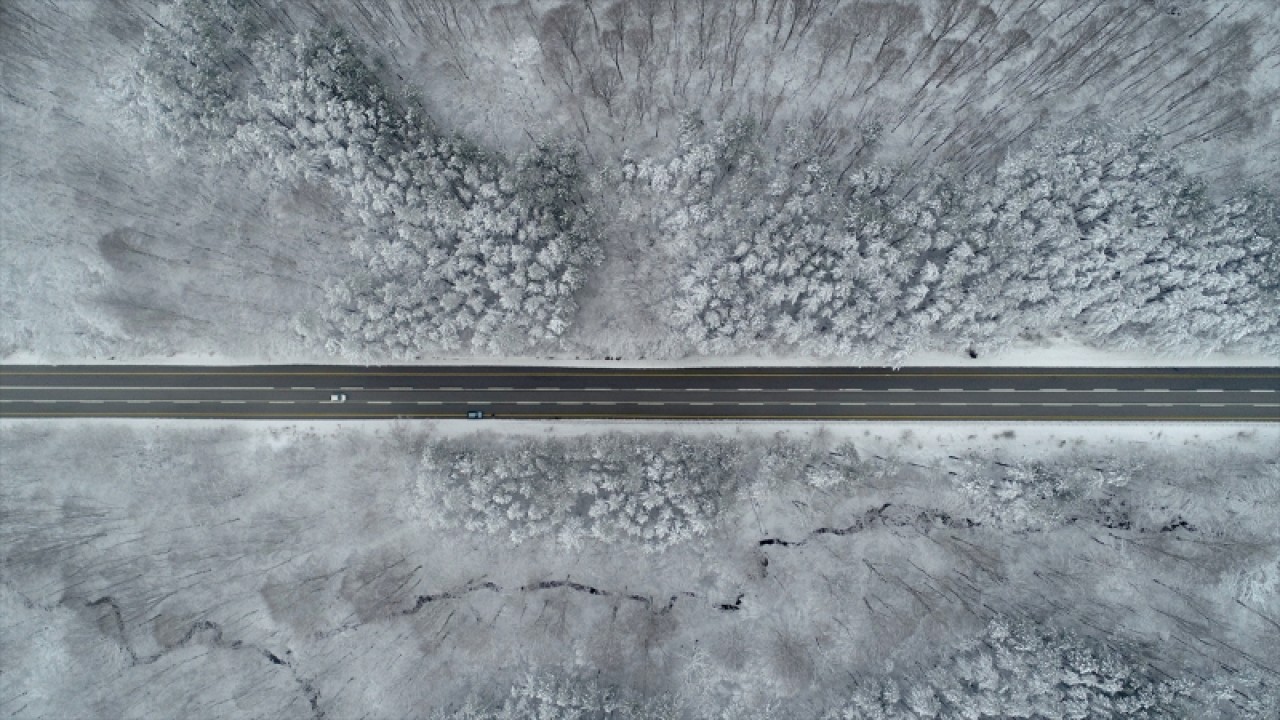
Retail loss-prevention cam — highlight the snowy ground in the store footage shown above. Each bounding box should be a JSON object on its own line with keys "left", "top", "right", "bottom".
{"left": 3, "top": 419, "right": 1277, "bottom": 717}
{"left": 3, "top": 339, "right": 1274, "bottom": 369}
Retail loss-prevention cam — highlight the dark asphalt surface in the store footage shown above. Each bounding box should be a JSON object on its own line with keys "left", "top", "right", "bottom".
{"left": 0, "top": 365, "right": 1277, "bottom": 422}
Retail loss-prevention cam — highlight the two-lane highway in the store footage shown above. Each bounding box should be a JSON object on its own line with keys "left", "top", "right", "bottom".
{"left": 1, "top": 366, "right": 1277, "bottom": 421}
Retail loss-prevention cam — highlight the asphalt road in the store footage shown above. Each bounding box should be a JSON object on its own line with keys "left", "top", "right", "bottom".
{"left": 1, "top": 365, "right": 1277, "bottom": 422}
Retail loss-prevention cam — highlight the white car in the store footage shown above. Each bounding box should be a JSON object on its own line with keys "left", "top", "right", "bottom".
{"left": 329, "top": 393, "right": 347, "bottom": 404}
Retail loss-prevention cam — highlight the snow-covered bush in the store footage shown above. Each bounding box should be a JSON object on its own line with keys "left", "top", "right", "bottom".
{"left": 433, "top": 672, "right": 675, "bottom": 720}
{"left": 415, "top": 433, "right": 746, "bottom": 551}
{"left": 829, "top": 617, "right": 1185, "bottom": 720}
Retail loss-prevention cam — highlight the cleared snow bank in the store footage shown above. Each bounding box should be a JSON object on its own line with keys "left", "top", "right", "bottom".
{"left": 3, "top": 335, "right": 1275, "bottom": 369}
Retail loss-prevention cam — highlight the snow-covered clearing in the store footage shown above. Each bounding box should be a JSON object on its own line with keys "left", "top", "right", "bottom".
{"left": 3, "top": 420, "right": 1277, "bottom": 716}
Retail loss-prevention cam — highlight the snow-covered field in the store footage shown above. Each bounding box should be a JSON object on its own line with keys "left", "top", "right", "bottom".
{"left": 2, "top": 420, "right": 1277, "bottom": 717}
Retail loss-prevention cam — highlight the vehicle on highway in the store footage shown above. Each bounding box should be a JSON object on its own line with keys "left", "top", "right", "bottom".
{"left": 329, "top": 393, "right": 347, "bottom": 403}
{"left": 467, "top": 410, "right": 485, "bottom": 419}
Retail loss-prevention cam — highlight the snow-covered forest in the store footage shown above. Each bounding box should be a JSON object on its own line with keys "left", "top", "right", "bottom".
{"left": 3, "top": 421, "right": 1277, "bottom": 717}
{"left": 2, "top": 0, "right": 1278, "bottom": 361}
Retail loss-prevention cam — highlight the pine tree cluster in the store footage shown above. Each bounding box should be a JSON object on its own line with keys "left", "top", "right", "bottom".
{"left": 616, "top": 118, "right": 1279, "bottom": 359}
{"left": 133, "top": 0, "right": 598, "bottom": 356}
{"left": 415, "top": 433, "right": 745, "bottom": 551}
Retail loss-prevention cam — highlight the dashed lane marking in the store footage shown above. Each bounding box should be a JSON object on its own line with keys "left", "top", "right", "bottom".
{"left": 0, "top": 385, "right": 276, "bottom": 391}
